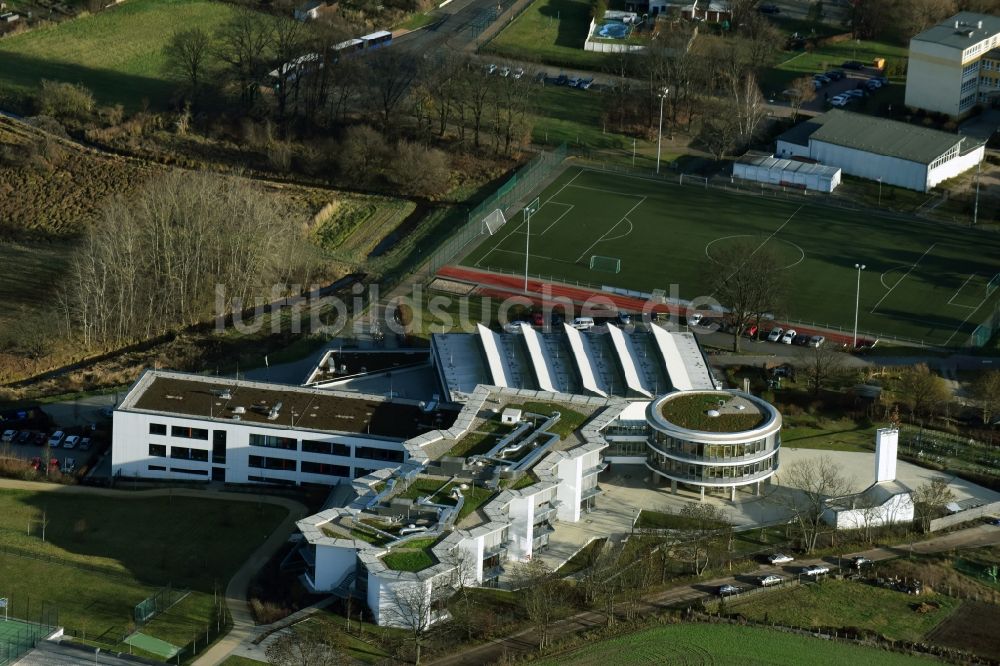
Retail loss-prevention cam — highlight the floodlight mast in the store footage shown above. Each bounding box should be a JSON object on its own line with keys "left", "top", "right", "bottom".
{"left": 656, "top": 87, "right": 670, "bottom": 175}
{"left": 853, "top": 263, "right": 866, "bottom": 350}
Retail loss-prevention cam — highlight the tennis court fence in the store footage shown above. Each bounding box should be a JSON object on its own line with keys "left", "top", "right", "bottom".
{"left": 0, "top": 603, "right": 59, "bottom": 666}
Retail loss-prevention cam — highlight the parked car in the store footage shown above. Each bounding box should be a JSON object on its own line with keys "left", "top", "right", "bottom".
{"left": 63, "top": 435, "right": 80, "bottom": 449}
{"left": 792, "top": 334, "right": 810, "bottom": 346}
{"left": 802, "top": 564, "right": 830, "bottom": 576}
{"left": 766, "top": 327, "right": 784, "bottom": 342}
{"left": 555, "top": 74, "right": 568, "bottom": 85}
{"left": 851, "top": 556, "right": 873, "bottom": 569}
{"left": 61, "top": 458, "right": 76, "bottom": 474}
{"left": 617, "top": 312, "right": 633, "bottom": 326}
{"left": 17, "top": 430, "right": 31, "bottom": 444}
{"left": 1, "top": 429, "right": 16, "bottom": 443}
{"left": 842, "top": 60, "right": 864, "bottom": 70}
{"left": 812, "top": 74, "right": 831, "bottom": 85}
{"left": 513, "top": 67, "right": 524, "bottom": 79}
{"left": 825, "top": 69, "right": 845, "bottom": 81}
{"left": 48, "top": 431, "right": 65, "bottom": 447}
{"left": 872, "top": 75, "right": 889, "bottom": 85}
{"left": 718, "top": 583, "right": 742, "bottom": 596}
{"left": 486, "top": 63, "right": 498, "bottom": 75}
{"left": 829, "top": 95, "right": 849, "bottom": 107}
{"left": 79, "top": 437, "right": 92, "bottom": 452}
{"left": 499, "top": 66, "right": 511, "bottom": 77}
{"left": 688, "top": 313, "right": 704, "bottom": 327}
{"left": 812, "top": 80, "right": 823, "bottom": 91}
{"left": 988, "top": 517, "right": 1000, "bottom": 526}
{"left": 758, "top": 3, "right": 780, "bottom": 13}
{"left": 566, "top": 75, "right": 581, "bottom": 87}
{"left": 845, "top": 89, "right": 865, "bottom": 99}
{"left": 768, "top": 553, "right": 794, "bottom": 565}
{"left": 578, "top": 77, "right": 594, "bottom": 89}
{"left": 30, "top": 456, "right": 42, "bottom": 471}
{"left": 758, "top": 574, "right": 783, "bottom": 587}
{"left": 780, "top": 329, "right": 797, "bottom": 344}
{"left": 808, "top": 335, "right": 825, "bottom": 348}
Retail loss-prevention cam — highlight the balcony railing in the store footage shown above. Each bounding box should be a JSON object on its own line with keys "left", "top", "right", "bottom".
{"left": 533, "top": 506, "right": 557, "bottom": 524}
{"left": 582, "top": 462, "right": 609, "bottom": 477}
{"left": 645, "top": 459, "right": 778, "bottom": 485}
{"left": 483, "top": 544, "right": 508, "bottom": 559}
{"left": 580, "top": 486, "right": 602, "bottom": 500}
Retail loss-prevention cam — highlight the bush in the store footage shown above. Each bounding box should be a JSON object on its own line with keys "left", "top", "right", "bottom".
{"left": 35, "top": 80, "right": 95, "bottom": 120}
{"left": 384, "top": 140, "right": 451, "bottom": 197}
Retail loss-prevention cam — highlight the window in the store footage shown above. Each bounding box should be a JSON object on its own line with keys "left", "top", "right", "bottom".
{"left": 170, "top": 446, "right": 208, "bottom": 462}
{"left": 301, "top": 440, "right": 351, "bottom": 456}
{"left": 355, "top": 446, "right": 404, "bottom": 463}
{"left": 172, "top": 426, "right": 208, "bottom": 440}
{"left": 212, "top": 431, "right": 227, "bottom": 464}
{"left": 171, "top": 467, "right": 209, "bottom": 476}
{"left": 149, "top": 423, "right": 167, "bottom": 436}
{"left": 149, "top": 444, "right": 167, "bottom": 458}
{"left": 248, "top": 475, "right": 297, "bottom": 486}
{"left": 353, "top": 467, "right": 377, "bottom": 478}
{"left": 249, "top": 455, "right": 296, "bottom": 471}
{"left": 148, "top": 464, "right": 166, "bottom": 472}
{"left": 301, "top": 461, "right": 350, "bottom": 477}
{"left": 249, "top": 434, "right": 297, "bottom": 451}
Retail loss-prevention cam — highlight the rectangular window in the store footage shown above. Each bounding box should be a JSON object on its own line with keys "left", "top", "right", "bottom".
{"left": 355, "top": 446, "right": 405, "bottom": 463}
{"left": 149, "top": 444, "right": 167, "bottom": 458}
{"left": 212, "top": 430, "right": 227, "bottom": 464}
{"left": 172, "top": 426, "right": 209, "bottom": 440}
{"left": 148, "top": 464, "right": 167, "bottom": 472}
{"left": 249, "top": 455, "right": 296, "bottom": 471}
{"left": 301, "top": 440, "right": 351, "bottom": 457}
{"left": 171, "top": 467, "right": 209, "bottom": 476}
{"left": 149, "top": 423, "right": 167, "bottom": 436}
{"left": 249, "top": 434, "right": 297, "bottom": 451}
{"left": 353, "top": 467, "right": 377, "bottom": 478}
{"left": 301, "top": 461, "right": 350, "bottom": 477}
{"left": 170, "top": 446, "right": 208, "bottom": 462}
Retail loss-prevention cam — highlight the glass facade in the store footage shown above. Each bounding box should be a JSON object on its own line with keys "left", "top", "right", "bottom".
{"left": 647, "top": 430, "right": 776, "bottom": 463}
{"left": 646, "top": 448, "right": 778, "bottom": 484}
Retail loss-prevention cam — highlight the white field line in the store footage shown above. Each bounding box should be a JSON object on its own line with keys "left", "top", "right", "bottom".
{"left": 716, "top": 205, "right": 803, "bottom": 290}
{"left": 574, "top": 197, "right": 646, "bottom": 263}
{"left": 946, "top": 273, "right": 981, "bottom": 310}
{"left": 869, "top": 243, "right": 937, "bottom": 314}
{"left": 566, "top": 183, "right": 646, "bottom": 198}
{"left": 944, "top": 287, "right": 996, "bottom": 346}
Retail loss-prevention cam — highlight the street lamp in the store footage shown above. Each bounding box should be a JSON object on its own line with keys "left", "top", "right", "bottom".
{"left": 852, "top": 263, "right": 866, "bottom": 350}
{"left": 656, "top": 87, "right": 670, "bottom": 175}
{"left": 876, "top": 177, "right": 882, "bottom": 208}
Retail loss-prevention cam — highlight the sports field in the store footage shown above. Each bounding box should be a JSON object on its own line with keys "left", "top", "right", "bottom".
{"left": 0, "top": 0, "right": 241, "bottom": 109}
{"left": 462, "top": 167, "right": 1000, "bottom": 346}
{"left": 529, "top": 623, "right": 938, "bottom": 665}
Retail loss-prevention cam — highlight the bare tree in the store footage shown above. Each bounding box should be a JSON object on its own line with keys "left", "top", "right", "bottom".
{"left": 338, "top": 125, "right": 387, "bottom": 185}
{"left": 271, "top": 16, "right": 309, "bottom": 120}
{"left": 803, "top": 345, "right": 850, "bottom": 396}
{"left": 163, "top": 27, "right": 213, "bottom": 98}
{"left": 673, "top": 503, "right": 728, "bottom": 575}
{"left": 216, "top": 9, "right": 274, "bottom": 108}
{"left": 705, "top": 237, "right": 785, "bottom": 352}
{"left": 912, "top": 477, "right": 955, "bottom": 532}
{"left": 385, "top": 580, "right": 439, "bottom": 665}
{"left": 511, "top": 559, "right": 567, "bottom": 650}
{"left": 894, "top": 363, "right": 951, "bottom": 422}
{"left": 788, "top": 76, "right": 816, "bottom": 121}
{"left": 773, "top": 457, "right": 854, "bottom": 553}
{"left": 366, "top": 48, "right": 418, "bottom": 131}
{"left": 698, "top": 98, "right": 742, "bottom": 161}
{"left": 970, "top": 370, "right": 1000, "bottom": 425}
{"left": 266, "top": 625, "right": 349, "bottom": 666}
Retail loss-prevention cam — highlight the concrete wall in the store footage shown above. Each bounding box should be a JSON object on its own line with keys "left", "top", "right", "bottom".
{"left": 810, "top": 140, "right": 932, "bottom": 191}
{"left": 906, "top": 40, "right": 966, "bottom": 116}
{"left": 928, "top": 144, "right": 984, "bottom": 188}
{"left": 111, "top": 410, "right": 407, "bottom": 486}
{"left": 928, "top": 500, "right": 1000, "bottom": 531}
{"left": 313, "top": 543, "right": 358, "bottom": 591}
{"left": 775, "top": 141, "right": 811, "bottom": 160}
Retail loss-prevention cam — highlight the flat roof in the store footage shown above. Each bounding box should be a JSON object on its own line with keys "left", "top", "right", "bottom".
{"left": 809, "top": 110, "right": 971, "bottom": 164}
{"left": 736, "top": 153, "right": 841, "bottom": 177}
{"left": 121, "top": 370, "right": 456, "bottom": 439}
{"left": 912, "top": 12, "right": 1000, "bottom": 50}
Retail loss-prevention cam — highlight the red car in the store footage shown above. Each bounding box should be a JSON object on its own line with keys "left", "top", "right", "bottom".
{"left": 744, "top": 324, "right": 759, "bottom": 338}
{"left": 30, "top": 457, "right": 41, "bottom": 471}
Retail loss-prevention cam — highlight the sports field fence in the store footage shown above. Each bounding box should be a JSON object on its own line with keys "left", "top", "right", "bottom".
{"left": 134, "top": 584, "right": 187, "bottom": 628}
{"left": 0, "top": 600, "right": 58, "bottom": 666}
{"left": 424, "top": 143, "right": 566, "bottom": 278}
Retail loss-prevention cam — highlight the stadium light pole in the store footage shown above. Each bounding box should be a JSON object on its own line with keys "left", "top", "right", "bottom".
{"left": 656, "top": 87, "right": 670, "bottom": 175}
{"left": 877, "top": 177, "right": 882, "bottom": 208}
{"left": 852, "top": 263, "right": 866, "bottom": 350}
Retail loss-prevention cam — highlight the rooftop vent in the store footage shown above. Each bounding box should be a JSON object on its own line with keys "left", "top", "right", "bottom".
{"left": 267, "top": 401, "right": 283, "bottom": 421}
{"left": 233, "top": 406, "right": 246, "bottom": 415}
{"left": 706, "top": 409, "right": 720, "bottom": 418}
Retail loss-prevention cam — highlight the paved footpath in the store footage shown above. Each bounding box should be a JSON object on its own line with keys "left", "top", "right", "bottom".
{"left": 0, "top": 479, "right": 307, "bottom": 666}
{"left": 429, "top": 523, "right": 1000, "bottom": 666}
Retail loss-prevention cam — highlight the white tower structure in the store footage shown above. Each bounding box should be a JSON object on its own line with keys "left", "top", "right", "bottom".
{"left": 874, "top": 427, "right": 899, "bottom": 483}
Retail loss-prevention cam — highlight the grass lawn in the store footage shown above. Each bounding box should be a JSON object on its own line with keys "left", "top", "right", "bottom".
{"left": 530, "top": 622, "right": 939, "bottom": 665}
{"left": 0, "top": 489, "right": 286, "bottom": 646}
{"left": 382, "top": 536, "right": 438, "bottom": 572}
{"left": 396, "top": 477, "right": 450, "bottom": 502}
{"left": 0, "top": 0, "right": 243, "bottom": 109}
{"left": 781, "top": 418, "right": 877, "bottom": 453}
{"left": 556, "top": 537, "right": 605, "bottom": 575}
{"left": 461, "top": 166, "right": 1000, "bottom": 346}
{"left": 294, "top": 614, "right": 393, "bottom": 664}
{"left": 761, "top": 38, "right": 908, "bottom": 92}
{"left": 725, "top": 579, "right": 959, "bottom": 642}
{"left": 485, "top": 0, "right": 614, "bottom": 71}
{"left": 511, "top": 401, "right": 587, "bottom": 438}
{"left": 447, "top": 430, "right": 504, "bottom": 458}
{"left": 456, "top": 484, "right": 495, "bottom": 521}
{"left": 220, "top": 658, "right": 267, "bottom": 666}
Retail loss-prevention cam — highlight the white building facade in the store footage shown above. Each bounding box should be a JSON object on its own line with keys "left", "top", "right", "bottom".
{"left": 905, "top": 12, "right": 1000, "bottom": 117}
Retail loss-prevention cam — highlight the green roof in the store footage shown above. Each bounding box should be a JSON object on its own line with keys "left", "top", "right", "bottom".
{"left": 808, "top": 110, "right": 973, "bottom": 165}
{"left": 911, "top": 12, "right": 1000, "bottom": 51}
{"left": 658, "top": 392, "right": 766, "bottom": 433}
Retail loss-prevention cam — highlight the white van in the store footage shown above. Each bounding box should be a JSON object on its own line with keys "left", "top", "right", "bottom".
{"left": 571, "top": 317, "right": 594, "bottom": 330}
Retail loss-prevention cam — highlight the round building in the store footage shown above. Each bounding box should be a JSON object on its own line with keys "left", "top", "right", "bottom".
{"left": 645, "top": 390, "right": 781, "bottom": 501}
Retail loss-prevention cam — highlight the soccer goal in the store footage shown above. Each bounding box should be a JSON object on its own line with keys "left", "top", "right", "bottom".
{"left": 589, "top": 255, "right": 621, "bottom": 274}
{"left": 481, "top": 209, "right": 508, "bottom": 236}
{"left": 679, "top": 173, "right": 709, "bottom": 188}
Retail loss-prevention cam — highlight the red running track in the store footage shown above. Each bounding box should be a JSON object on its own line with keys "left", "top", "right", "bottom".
{"left": 437, "top": 265, "right": 864, "bottom": 348}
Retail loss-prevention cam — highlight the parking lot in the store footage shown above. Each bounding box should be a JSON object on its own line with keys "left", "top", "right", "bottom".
{"left": 1, "top": 425, "right": 107, "bottom": 477}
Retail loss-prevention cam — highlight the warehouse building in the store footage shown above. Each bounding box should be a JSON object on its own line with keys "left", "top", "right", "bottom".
{"left": 776, "top": 109, "right": 985, "bottom": 192}
{"left": 732, "top": 153, "right": 841, "bottom": 193}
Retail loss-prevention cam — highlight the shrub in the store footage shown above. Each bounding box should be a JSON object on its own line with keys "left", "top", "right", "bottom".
{"left": 35, "top": 80, "right": 95, "bottom": 120}
{"left": 384, "top": 140, "right": 451, "bottom": 197}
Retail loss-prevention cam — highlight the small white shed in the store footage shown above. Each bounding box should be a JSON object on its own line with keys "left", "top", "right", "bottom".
{"left": 501, "top": 408, "right": 523, "bottom": 425}
{"left": 733, "top": 153, "right": 841, "bottom": 193}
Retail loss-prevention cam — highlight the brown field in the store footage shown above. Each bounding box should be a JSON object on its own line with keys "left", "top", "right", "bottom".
{"left": 927, "top": 601, "right": 1000, "bottom": 661}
